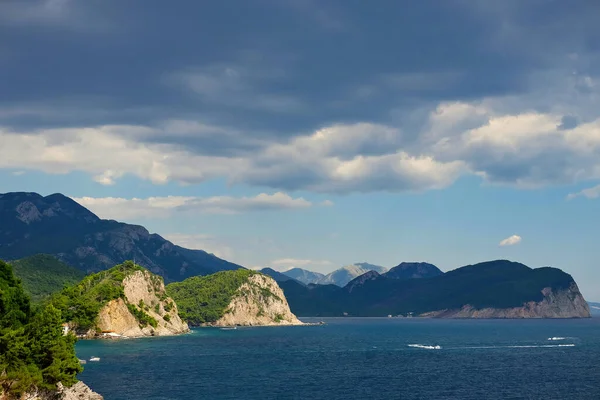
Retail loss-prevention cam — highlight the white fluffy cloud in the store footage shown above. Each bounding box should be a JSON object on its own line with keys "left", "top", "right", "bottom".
{"left": 499, "top": 235, "right": 522, "bottom": 247}
{"left": 2, "top": 90, "right": 600, "bottom": 194}
{"left": 72, "top": 192, "right": 319, "bottom": 220}
{"left": 567, "top": 184, "right": 600, "bottom": 200}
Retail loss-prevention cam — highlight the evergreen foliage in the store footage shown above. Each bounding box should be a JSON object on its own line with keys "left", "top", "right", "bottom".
{"left": 166, "top": 269, "right": 258, "bottom": 325}
{"left": 0, "top": 260, "right": 82, "bottom": 398}
{"left": 10, "top": 254, "right": 85, "bottom": 303}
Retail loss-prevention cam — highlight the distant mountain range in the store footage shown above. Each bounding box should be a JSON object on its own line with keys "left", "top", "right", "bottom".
{"left": 281, "top": 268, "right": 325, "bottom": 285}
{"left": 281, "top": 263, "right": 387, "bottom": 287}
{"left": 0, "top": 192, "right": 243, "bottom": 282}
{"left": 277, "top": 260, "right": 591, "bottom": 318}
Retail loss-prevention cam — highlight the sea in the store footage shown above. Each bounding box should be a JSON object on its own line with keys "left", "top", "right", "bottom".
{"left": 76, "top": 317, "right": 600, "bottom": 400}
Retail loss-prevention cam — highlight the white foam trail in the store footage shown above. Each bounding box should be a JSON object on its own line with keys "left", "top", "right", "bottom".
{"left": 547, "top": 337, "right": 567, "bottom": 341}
{"left": 456, "top": 344, "right": 575, "bottom": 349}
{"left": 510, "top": 344, "right": 575, "bottom": 348}
{"left": 408, "top": 344, "right": 442, "bottom": 350}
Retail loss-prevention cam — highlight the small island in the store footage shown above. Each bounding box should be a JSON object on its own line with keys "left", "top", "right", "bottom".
{"left": 167, "top": 269, "right": 303, "bottom": 327}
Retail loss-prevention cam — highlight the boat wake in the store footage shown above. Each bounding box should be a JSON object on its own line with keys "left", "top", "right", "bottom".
{"left": 547, "top": 337, "right": 569, "bottom": 341}
{"left": 450, "top": 344, "right": 576, "bottom": 350}
{"left": 407, "top": 342, "right": 576, "bottom": 351}
{"left": 408, "top": 344, "right": 442, "bottom": 350}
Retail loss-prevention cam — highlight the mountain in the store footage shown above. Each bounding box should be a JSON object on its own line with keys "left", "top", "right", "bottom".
{"left": 0, "top": 192, "right": 243, "bottom": 282}
{"left": 10, "top": 254, "right": 86, "bottom": 303}
{"left": 384, "top": 262, "right": 443, "bottom": 280}
{"left": 281, "top": 267, "right": 325, "bottom": 285}
{"left": 345, "top": 270, "right": 381, "bottom": 293}
{"left": 51, "top": 261, "right": 189, "bottom": 338}
{"left": 166, "top": 270, "right": 302, "bottom": 327}
{"left": 259, "top": 268, "right": 303, "bottom": 284}
{"left": 589, "top": 302, "right": 600, "bottom": 316}
{"left": 315, "top": 263, "right": 387, "bottom": 287}
{"left": 278, "top": 260, "right": 591, "bottom": 318}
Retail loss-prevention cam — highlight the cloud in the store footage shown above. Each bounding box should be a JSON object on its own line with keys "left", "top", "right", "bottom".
{"left": 3, "top": 99, "right": 600, "bottom": 194}
{"left": 271, "top": 258, "right": 331, "bottom": 266}
{"left": 499, "top": 235, "right": 522, "bottom": 247}
{"left": 0, "top": 0, "right": 108, "bottom": 32}
{"left": 168, "top": 63, "right": 305, "bottom": 113}
{"left": 268, "top": 258, "right": 333, "bottom": 272}
{"left": 161, "top": 233, "right": 234, "bottom": 260}
{"left": 71, "top": 193, "right": 320, "bottom": 220}
{"left": 567, "top": 184, "right": 600, "bottom": 200}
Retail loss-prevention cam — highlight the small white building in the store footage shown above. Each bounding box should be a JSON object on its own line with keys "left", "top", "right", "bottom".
{"left": 62, "top": 323, "right": 69, "bottom": 336}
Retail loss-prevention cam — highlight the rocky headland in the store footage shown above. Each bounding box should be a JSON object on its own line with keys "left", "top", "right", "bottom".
{"left": 53, "top": 262, "right": 189, "bottom": 339}
{"left": 167, "top": 270, "right": 303, "bottom": 327}
{"left": 419, "top": 283, "right": 591, "bottom": 318}
{"left": 278, "top": 260, "right": 592, "bottom": 319}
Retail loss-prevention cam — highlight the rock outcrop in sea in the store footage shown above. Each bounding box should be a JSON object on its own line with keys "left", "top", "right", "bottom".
{"left": 1, "top": 381, "right": 103, "bottom": 400}
{"left": 419, "top": 283, "right": 591, "bottom": 318}
{"left": 212, "top": 274, "right": 303, "bottom": 327}
{"left": 91, "top": 270, "right": 190, "bottom": 337}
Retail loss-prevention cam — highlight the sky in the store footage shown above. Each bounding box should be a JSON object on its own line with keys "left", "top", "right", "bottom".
{"left": 0, "top": 0, "right": 599, "bottom": 300}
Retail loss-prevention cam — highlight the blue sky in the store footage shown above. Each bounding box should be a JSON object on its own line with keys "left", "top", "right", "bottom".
{"left": 1, "top": 0, "right": 599, "bottom": 300}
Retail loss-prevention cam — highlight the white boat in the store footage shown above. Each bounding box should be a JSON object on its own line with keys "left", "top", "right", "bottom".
{"left": 220, "top": 327, "right": 237, "bottom": 330}
{"left": 89, "top": 357, "right": 100, "bottom": 362}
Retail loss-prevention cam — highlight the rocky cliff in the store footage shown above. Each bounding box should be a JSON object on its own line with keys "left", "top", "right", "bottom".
{"left": 93, "top": 270, "right": 189, "bottom": 337}
{"left": 212, "top": 274, "right": 303, "bottom": 327}
{"left": 420, "top": 283, "right": 591, "bottom": 318}
{"left": 167, "top": 270, "right": 303, "bottom": 327}
{"left": 53, "top": 262, "right": 189, "bottom": 338}
{"left": 1, "top": 382, "right": 104, "bottom": 400}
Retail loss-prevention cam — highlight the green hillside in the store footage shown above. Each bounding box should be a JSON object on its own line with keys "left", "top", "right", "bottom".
{"left": 10, "top": 254, "right": 85, "bottom": 303}
{"left": 166, "top": 269, "right": 263, "bottom": 325}
{"left": 280, "top": 260, "right": 579, "bottom": 317}
{"left": 50, "top": 261, "right": 157, "bottom": 330}
{"left": 0, "top": 259, "right": 82, "bottom": 397}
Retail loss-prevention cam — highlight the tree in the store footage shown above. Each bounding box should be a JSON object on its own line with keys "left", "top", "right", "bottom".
{"left": 0, "top": 260, "right": 82, "bottom": 397}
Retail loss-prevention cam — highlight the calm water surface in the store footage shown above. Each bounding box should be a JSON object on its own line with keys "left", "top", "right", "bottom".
{"left": 76, "top": 318, "right": 600, "bottom": 399}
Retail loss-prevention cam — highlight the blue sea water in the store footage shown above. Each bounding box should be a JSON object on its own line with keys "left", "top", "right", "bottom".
{"left": 76, "top": 318, "right": 600, "bottom": 400}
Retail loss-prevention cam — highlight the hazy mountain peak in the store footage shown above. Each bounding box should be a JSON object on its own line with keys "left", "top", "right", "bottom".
{"left": 281, "top": 267, "right": 325, "bottom": 285}
{"left": 315, "top": 263, "right": 386, "bottom": 287}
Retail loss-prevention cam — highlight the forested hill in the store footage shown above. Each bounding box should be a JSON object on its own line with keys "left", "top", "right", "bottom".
{"left": 279, "top": 260, "right": 591, "bottom": 318}
{"left": 11, "top": 254, "right": 85, "bottom": 303}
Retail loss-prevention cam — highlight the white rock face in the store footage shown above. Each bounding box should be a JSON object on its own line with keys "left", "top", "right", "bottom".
{"left": 420, "top": 283, "right": 592, "bottom": 318}
{"left": 3, "top": 381, "right": 103, "bottom": 400}
{"left": 212, "top": 274, "right": 303, "bottom": 327}
{"left": 95, "top": 270, "right": 189, "bottom": 337}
